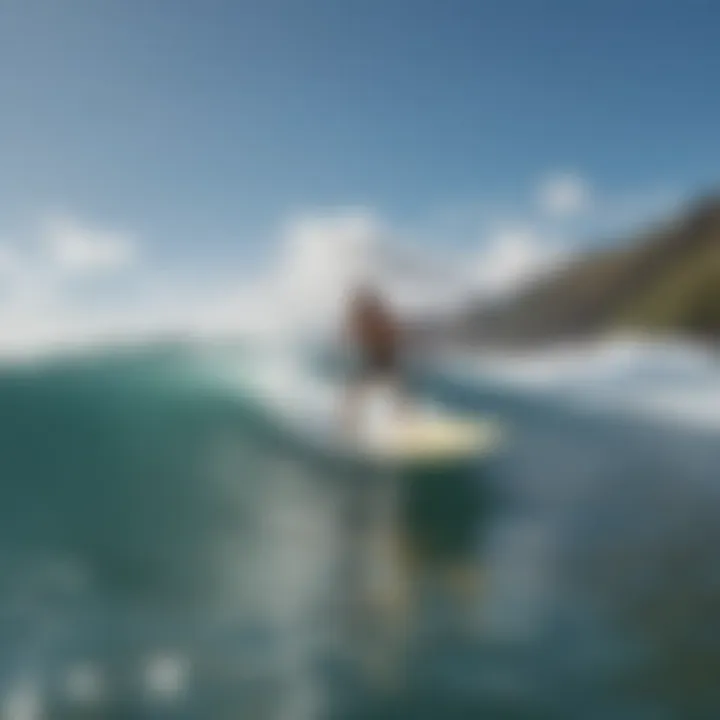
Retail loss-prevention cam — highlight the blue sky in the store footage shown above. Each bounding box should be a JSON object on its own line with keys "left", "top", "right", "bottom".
{"left": 0, "top": 0, "right": 719, "bottom": 346}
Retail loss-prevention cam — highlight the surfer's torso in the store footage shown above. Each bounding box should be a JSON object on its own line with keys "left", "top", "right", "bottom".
{"left": 348, "top": 290, "right": 401, "bottom": 377}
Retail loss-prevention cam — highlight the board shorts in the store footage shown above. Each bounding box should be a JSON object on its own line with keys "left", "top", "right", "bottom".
{"left": 352, "top": 348, "right": 401, "bottom": 383}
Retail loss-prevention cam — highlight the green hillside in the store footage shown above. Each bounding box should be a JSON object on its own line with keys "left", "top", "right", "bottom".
{"left": 458, "top": 197, "right": 720, "bottom": 345}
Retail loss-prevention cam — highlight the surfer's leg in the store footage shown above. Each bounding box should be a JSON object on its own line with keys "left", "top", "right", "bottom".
{"left": 388, "top": 366, "right": 412, "bottom": 420}
{"left": 341, "top": 379, "right": 362, "bottom": 435}
{"left": 367, "top": 351, "right": 406, "bottom": 421}
{"left": 342, "top": 357, "right": 371, "bottom": 435}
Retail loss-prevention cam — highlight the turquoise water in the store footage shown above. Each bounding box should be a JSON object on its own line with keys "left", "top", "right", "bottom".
{"left": 0, "top": 343, "right": 718, "bottom": 719}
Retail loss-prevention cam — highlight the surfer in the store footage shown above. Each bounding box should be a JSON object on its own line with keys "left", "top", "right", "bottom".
{"left": 342, "top": 284, "right": 408, "bottom": 434}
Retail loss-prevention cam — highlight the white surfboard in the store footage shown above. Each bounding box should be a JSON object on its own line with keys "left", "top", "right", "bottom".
{"left": 233, "top": 352, "right": 503, "bottom": 468}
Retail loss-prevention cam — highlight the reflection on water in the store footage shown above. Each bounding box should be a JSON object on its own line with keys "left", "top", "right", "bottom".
{"left": 332, "top": 459, "right": 495, "bottom": 701}
{"left": 0, "top": 348, "right": 718, "bottom": 718}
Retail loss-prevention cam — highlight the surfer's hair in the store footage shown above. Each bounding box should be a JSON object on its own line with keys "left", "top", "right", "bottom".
{"left": 351, "top": 283, "right": 387, "bottom": 310}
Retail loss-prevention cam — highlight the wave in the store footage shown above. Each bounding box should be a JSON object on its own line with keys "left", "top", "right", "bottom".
{"left": 443, "top": 335, "right": 720, "bottom": 432}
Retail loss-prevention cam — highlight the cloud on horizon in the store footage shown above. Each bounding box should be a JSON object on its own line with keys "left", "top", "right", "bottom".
{"left": 537, "top": 172, "right": 591, "bottom": 218}
{"left": 0, "top": 175, "right": 684, "bottom": 357}
{"left": 42, "top": 215, "right": 137, "bottom": 276}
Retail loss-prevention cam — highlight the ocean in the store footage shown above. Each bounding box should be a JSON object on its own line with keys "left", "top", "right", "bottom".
{"left": 0, "top": 340, "right": 718, "bottom": 719}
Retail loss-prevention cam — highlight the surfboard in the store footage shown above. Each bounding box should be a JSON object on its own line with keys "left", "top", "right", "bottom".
{"left": 232, "top": 351, "right": 503, "bottom": 470}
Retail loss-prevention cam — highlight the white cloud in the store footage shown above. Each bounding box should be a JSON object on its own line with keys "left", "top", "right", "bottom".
{"left": 269, "top": 209, "right": 499, "bottom": 324}
{"left": 42, "top": 215, "right": 137, "bottom": 275}
{"left": 271, "top": 209, "right": 384, "bottom": 332}
{"left": 473, "top": 225, "right": 568, "bottom": 298}
{"left": 0, "top": 214, "right": 145, "bottom": 356}
{"left": 0, "top": 244, "right": 21, "bottom": 276}
{"left": 537, "top": 172, "right": 590, "bottom": 217}
{"left": 0, "top": 239, "right": 58, "bottom": 310}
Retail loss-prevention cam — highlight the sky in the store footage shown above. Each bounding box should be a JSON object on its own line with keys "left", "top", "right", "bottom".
{"left": 0, "top": 0, "right": 719, "bottom": 350}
